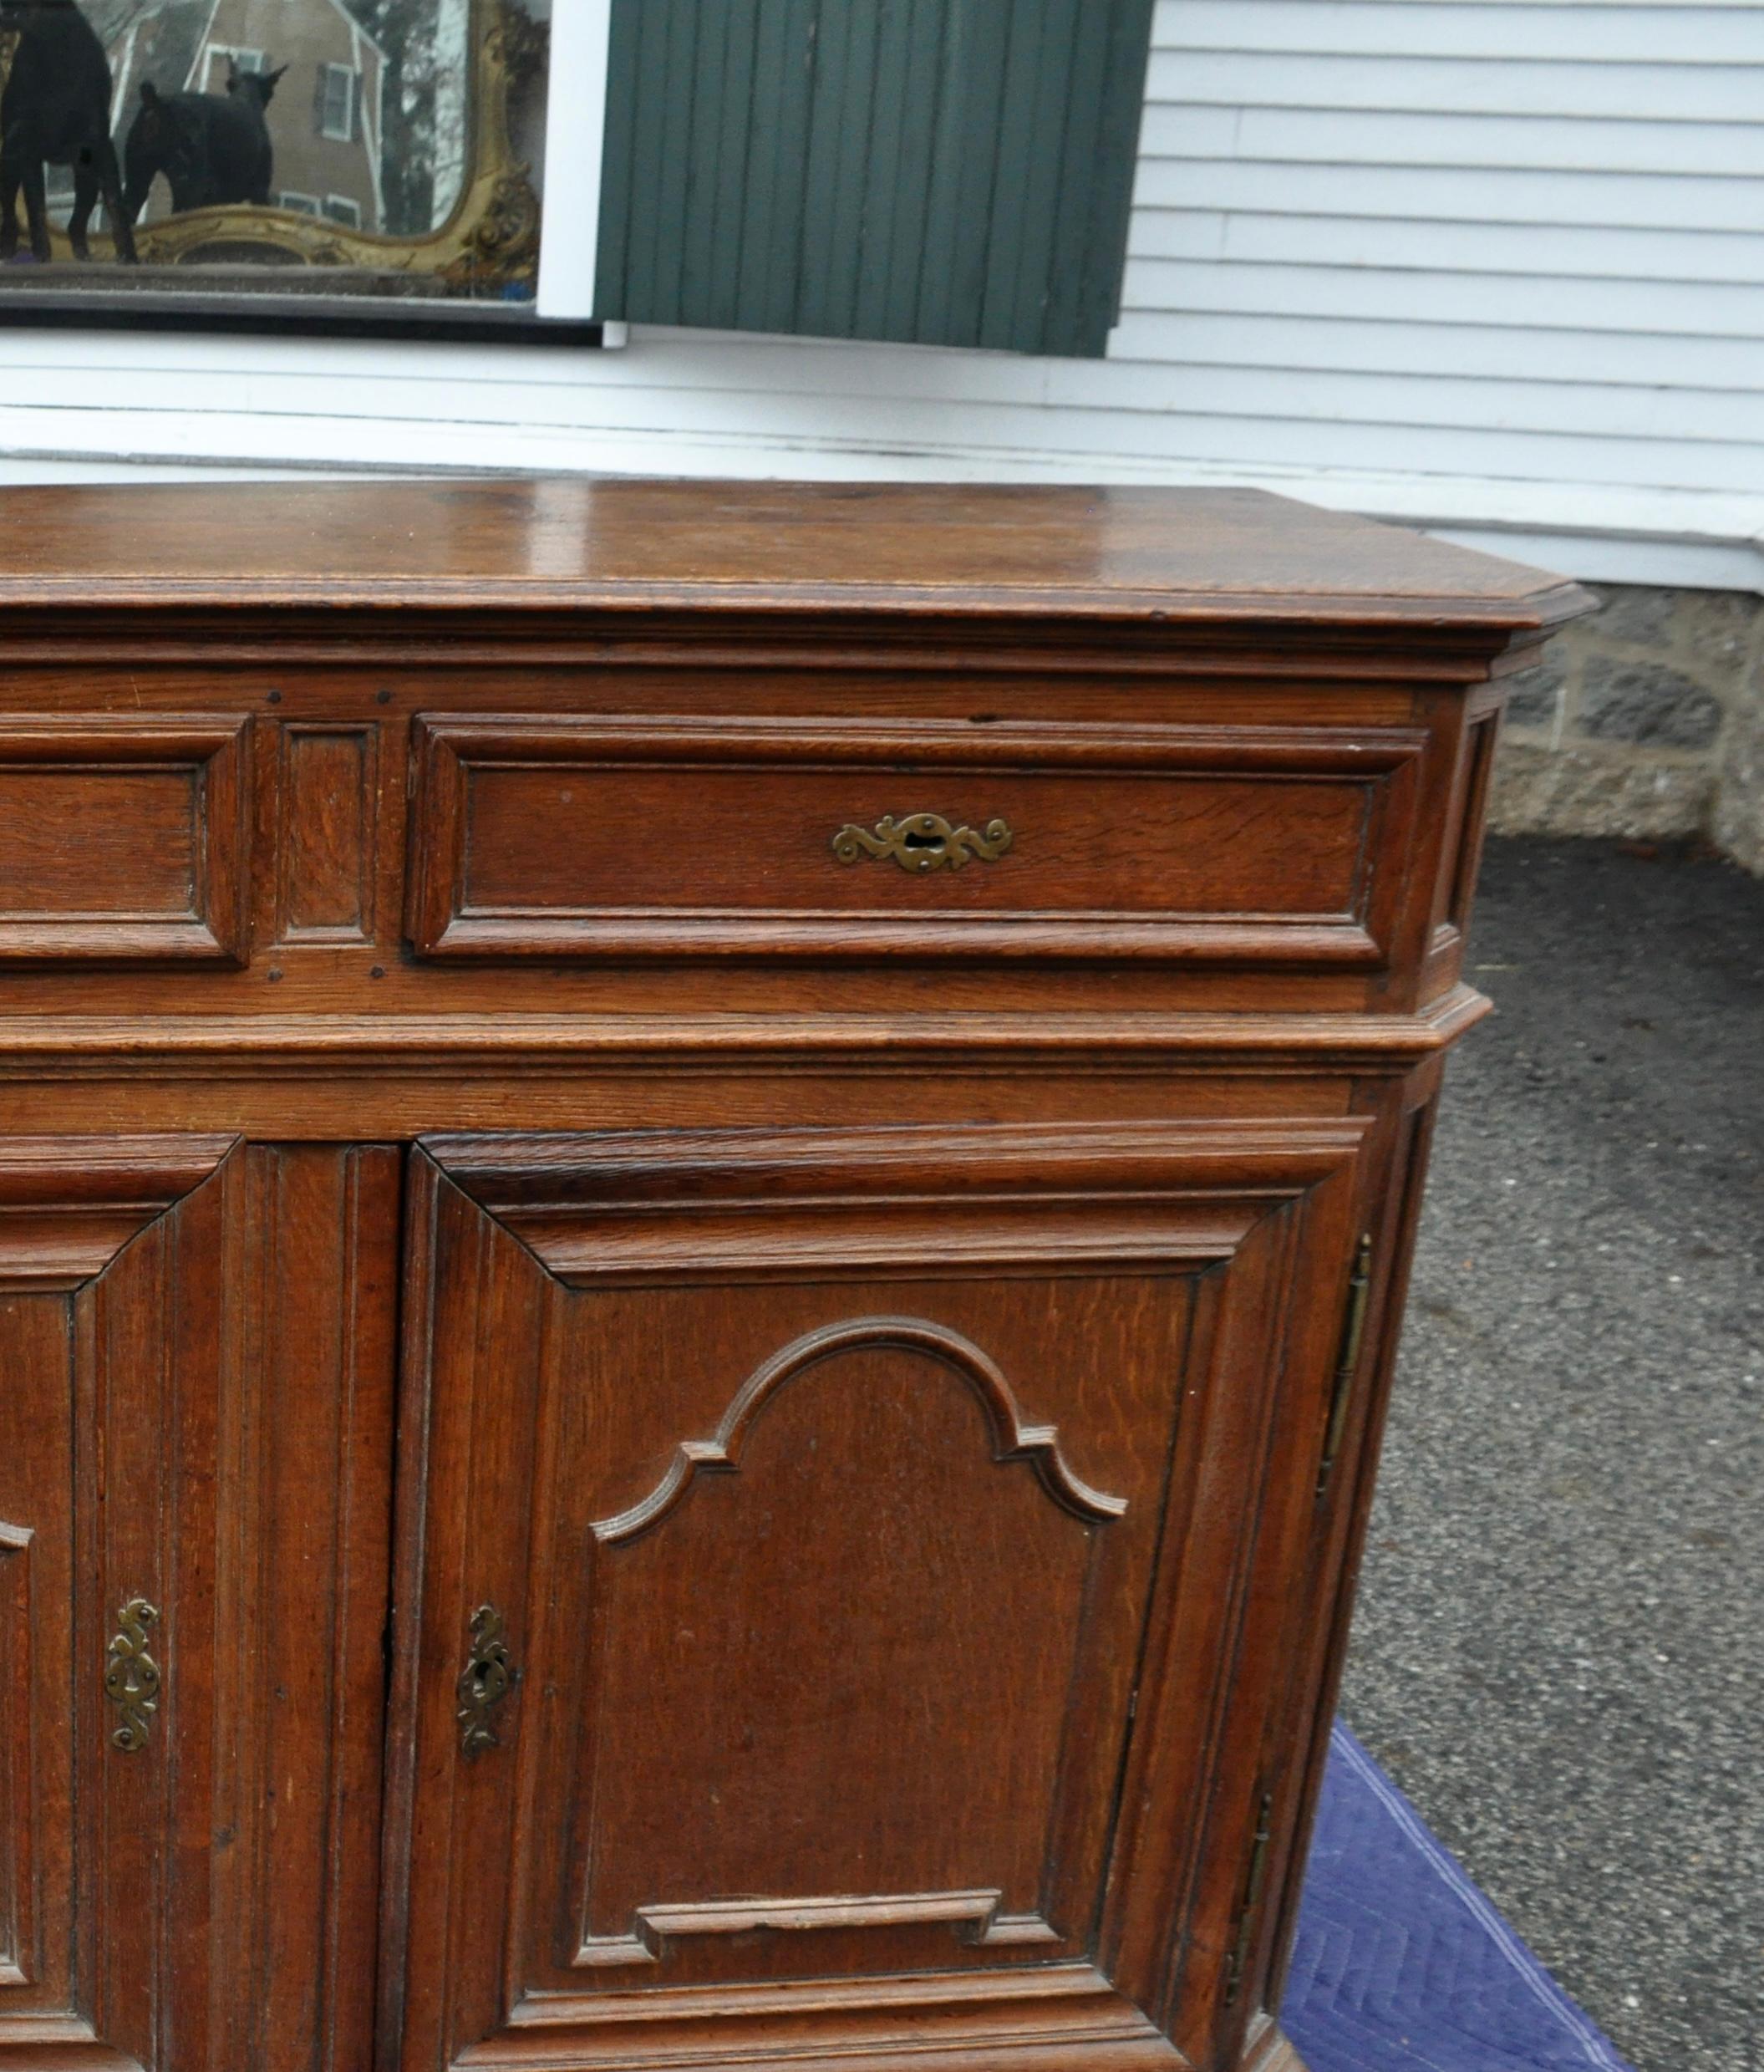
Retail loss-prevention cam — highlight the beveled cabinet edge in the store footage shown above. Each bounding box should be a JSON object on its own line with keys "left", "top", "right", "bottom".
{"left": 0, "top": 985, "right": 1494, "bottom": 1077}
{"left": 424, "top": 1116, "right": 1375, "bottom": 1206}
{"left": 0, "top": 1133, "right": 236, "bottom": 1287}
{"left": 419, "top": 1117, "right": 1372, "bottom": 1287}
{"left": 0, "top": 608, "right": 1578, "bottom": 697}
{"left": 0, "top": 579, "right": 1593, "bottom": 627}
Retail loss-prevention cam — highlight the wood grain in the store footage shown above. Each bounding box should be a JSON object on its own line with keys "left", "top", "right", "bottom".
{"left": 0, "top": 1138, "right": 397, "bottom": 2072}
{"left": 0, "top": 481, "right": 1589, "bottom": 627}
{"left": 274, "top": 724, "right": 379, "bottom": 946}
{"left": 0, "top": 479, "right": 1589, "bottom": 2072}
{"left": 0, "top": 718, "right": 250, "bottom": 965}
{"left": 407, "top": 715, "right": 1425, "bottom": 968}
{"left": 381, "top": 1120, "right": 1366, "bottom": 2072}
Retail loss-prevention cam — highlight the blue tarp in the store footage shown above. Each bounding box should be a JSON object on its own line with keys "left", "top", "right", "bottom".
{"left": 1283, "top": 1726, "right": 1632, "bottom": 2072}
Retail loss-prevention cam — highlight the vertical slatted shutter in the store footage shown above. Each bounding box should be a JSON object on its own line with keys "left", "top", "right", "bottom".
{"left": 594, "top": 0, "right": 1155, "bottom": 358}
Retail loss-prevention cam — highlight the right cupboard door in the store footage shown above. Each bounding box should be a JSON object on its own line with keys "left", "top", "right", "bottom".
{"left": 382, "top": 1119, "right": 1373, "bottom": 2072}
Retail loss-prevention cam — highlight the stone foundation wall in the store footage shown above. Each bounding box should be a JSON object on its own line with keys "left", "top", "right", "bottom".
{"left": 1492, "top": 584, "right": 1764, "bottom": 873}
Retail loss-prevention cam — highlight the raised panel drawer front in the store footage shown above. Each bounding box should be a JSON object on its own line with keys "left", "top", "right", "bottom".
{"left": 405, "top": 715, "right": 1426, "bottom": 966}
{"left": 384, "top": 1119, "right": 1371, "bottom": 2072}
{"left": 0, "top": 718, "right": 250, "bottom": 963}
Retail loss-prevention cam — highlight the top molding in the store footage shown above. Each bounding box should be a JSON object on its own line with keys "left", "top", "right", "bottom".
{"left": 0, "top": 480, "right": 1590, "bottom": 638}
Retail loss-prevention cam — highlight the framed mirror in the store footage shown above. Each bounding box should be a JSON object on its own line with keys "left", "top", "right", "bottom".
{"left": 0, "top": 0, "right": 572, "bottom": 335}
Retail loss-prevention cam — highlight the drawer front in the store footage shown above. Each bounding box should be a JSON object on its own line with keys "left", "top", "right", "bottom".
{"left": 0, "top": 716, "right": 249, "bottom": 963}
{"left": 407, "top": 714, "right": 1426, "bottom": 966}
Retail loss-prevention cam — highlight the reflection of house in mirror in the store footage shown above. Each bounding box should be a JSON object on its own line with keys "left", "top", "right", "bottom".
{"left": 100, "top": 0, "right": 386, "bottom": 229}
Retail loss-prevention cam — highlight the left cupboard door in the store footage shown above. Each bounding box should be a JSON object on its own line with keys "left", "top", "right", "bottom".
{"left": 0, "top": 1138, "right": 401, "bottom": 2072}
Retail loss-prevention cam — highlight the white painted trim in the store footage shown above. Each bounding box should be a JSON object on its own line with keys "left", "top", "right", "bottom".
{"left": 181, "top": 1, "right": 224, "bottom": 91}
{"left": 1423, "top": 529, "right": 1764, "bottom": 596}
{"left": 363, "top": 39, "right": 385, "bottom": 231}
{"left": 323, "top": 0, "right": 386, "bottom": 64}
{"left": 536, "top": 0, "right": 614, "bottom": 321}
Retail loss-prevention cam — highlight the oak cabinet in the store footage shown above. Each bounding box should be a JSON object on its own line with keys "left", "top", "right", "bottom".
{"left": 0, "top": 479, "right": 1588, "bottom": 2072}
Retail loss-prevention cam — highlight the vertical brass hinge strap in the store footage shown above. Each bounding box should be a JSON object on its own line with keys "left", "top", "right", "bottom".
{"left": 1223, "top": 1789, "right": 1274, "bottom": 2008}
{"left": 1317, "top": 1232, "right": 1375, "bottom": 1496}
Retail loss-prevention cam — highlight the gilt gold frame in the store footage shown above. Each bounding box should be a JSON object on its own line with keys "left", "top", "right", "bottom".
{"left": 40, "top": 0, "right": 543, "bottom": 292}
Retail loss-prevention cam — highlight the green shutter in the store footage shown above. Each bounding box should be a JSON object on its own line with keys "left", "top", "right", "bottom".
{"left": 593, "top": 0, "right": 1155, "bottom": 358}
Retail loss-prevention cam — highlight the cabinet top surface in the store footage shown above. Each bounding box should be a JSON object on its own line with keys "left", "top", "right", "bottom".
{"left": 0, "top": 477, "right": 1588, "bottom": 628}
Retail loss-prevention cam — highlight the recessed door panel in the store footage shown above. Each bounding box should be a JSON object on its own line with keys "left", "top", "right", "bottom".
{"left": 385, "top": 1119, "right": 1371, "bottom": 2072}
{"left": 562, "top": 1290, "right": 1151, "bottom": 1986}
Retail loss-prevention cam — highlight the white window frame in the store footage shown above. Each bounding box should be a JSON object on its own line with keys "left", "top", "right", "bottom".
{"left": 277, "top": 191, "right": 321, "bottom": 216}
{"left": 317, "top": 62, "right": 357, "bottom": 143}
{"left": 202, "top": 43, "right": 266, "bottom": 91}
{"left": 323, "top": 193, "right": 363, "bottom": 227}
{"left": 536, "top": 0, "right": 614, "bottom": 323}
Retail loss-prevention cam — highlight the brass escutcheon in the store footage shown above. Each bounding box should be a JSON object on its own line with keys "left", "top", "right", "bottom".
{"left": 832, "top": 812, "right": 1014, "bottom": 873}
{"left": 457, "top": 1603, "right": 516, "bottom": 1757}
{"left": 104, "top": 1599, "right": 161, "bottom": 1754}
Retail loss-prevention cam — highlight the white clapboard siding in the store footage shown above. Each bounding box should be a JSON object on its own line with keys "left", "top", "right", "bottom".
{"left": 1130, "top": 159, "right": 1764, "bottom": 233}
{"left": 1, "top": 0, "right": 1761, "bottom": 588}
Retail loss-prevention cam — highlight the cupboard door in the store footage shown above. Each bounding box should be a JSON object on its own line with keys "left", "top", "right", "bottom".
{"left": 0, "top": 1138, "right": 399, "bottom": 2072}
{"left": 384, "top": 1120, "right": 1371, "bottom": 2072}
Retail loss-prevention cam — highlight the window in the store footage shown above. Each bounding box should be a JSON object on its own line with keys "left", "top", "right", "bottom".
{"left": 316, "top": 62, "right": 358, "bottom": 142}
{"left": 202, "top": 43, "right": 266, "bottom": 90}
{"left": 0, "top": 0, "right": 554, "bottom": 331}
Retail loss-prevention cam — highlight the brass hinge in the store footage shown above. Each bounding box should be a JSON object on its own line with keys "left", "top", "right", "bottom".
{"left": 1316, "top": 1232, "right": 1374, "bottom": 1497}
{"left": 1223, "top": 1789, "right": 1274, "bottom": 2008}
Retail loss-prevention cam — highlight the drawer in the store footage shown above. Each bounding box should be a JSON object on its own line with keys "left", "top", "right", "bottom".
{"left": 406, "top": 713, "right": 1426, "bottom": 967}
{"left": 0, "top": 716, "right": 249, "bottom": 963}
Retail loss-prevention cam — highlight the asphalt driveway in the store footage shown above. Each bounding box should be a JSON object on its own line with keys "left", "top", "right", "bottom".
{"left": 1341, "top": 836, "right": 1764, "bottom": 2072}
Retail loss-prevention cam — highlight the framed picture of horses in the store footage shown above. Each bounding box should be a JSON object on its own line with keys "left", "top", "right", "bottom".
{"left": 0, "top": 0, "right": 562, "bottom": 336}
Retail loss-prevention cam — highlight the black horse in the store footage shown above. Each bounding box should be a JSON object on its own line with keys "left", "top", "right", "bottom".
{"left": 123, "top": 61, "right": 286, "bottom": 221}
{"left": 0, "top": 0, "right": 135, "bottom": 262}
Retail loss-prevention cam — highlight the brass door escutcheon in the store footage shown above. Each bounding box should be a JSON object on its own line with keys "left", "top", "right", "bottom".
{"left": 457, "top": 1603, "right": 516, "bottom": 1756}
{"left": 104, "top": 1599, "right": 161, "bottom": 1753}
{"left": 832, "top": 813, "right": 1014, "bottom": 873}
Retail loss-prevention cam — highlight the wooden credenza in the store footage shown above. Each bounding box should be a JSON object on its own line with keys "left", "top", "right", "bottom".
{"left": 0, "top": 481, "right": 1587, "bottom": 2072}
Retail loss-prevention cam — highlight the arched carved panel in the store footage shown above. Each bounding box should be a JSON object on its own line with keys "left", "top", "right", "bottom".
{"left": 592, "top": 1315, "right": 1127, "bottom": 1546}
{"left": 574, "top": 1316, "right": 1117, "bottom": 1978}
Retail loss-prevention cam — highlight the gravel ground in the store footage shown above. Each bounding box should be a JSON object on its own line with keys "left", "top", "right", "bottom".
{"left": 1340, "top": 836, "right": 1764, "bottom": 2072}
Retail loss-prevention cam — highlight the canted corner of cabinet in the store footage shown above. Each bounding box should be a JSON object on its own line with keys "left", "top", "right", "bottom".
{"left": 0, "top": 1133, "right": 235, "bottom": 1288}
